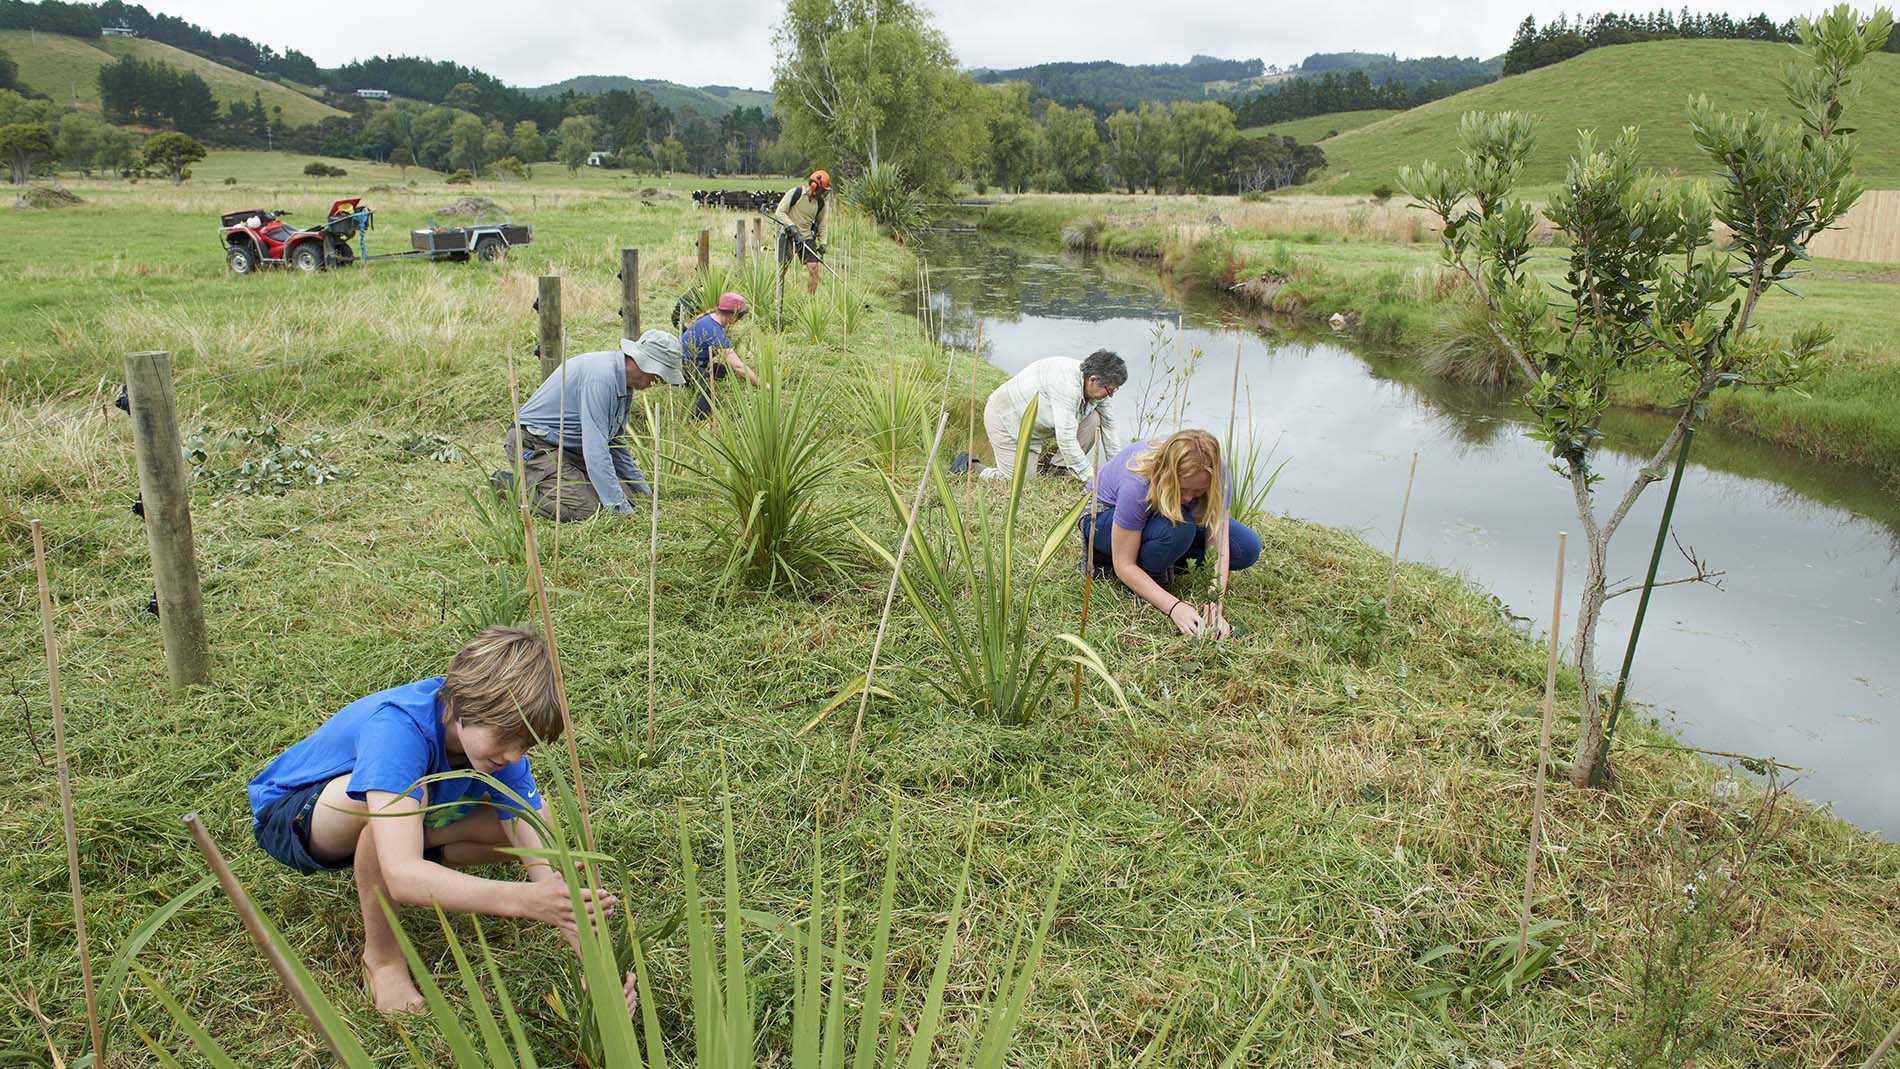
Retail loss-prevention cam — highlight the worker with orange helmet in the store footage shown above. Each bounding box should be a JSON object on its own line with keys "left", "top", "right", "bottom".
{"left": 772, "top": 169, "right": 832, "bottom": 295}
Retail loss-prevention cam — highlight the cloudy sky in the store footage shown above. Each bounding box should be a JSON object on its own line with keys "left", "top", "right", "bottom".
{"left": 143, "top": 0, "right": 1831, "bottom": 89}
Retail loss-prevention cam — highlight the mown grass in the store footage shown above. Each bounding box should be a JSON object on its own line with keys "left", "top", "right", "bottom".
{"left": 1310, "top": 40, "right": 1900, "bottom": 193}
{"left": 2, "top": 152, "right": 1897, "bottom": 1068}
{"left": 975, "top": 193, "right": 1900, "bottom": 478}
{"left": 0, "top": 29, "right": 345, "bottom": 126}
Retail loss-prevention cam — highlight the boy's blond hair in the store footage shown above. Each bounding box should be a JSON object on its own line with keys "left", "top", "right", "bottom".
{"left": 441, "top": 626, "right": 563, "bottom": 745}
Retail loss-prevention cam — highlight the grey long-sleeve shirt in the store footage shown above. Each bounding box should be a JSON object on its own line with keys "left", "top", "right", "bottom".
{"left": 514, "top": 350, "right": 650, "bottom": 513}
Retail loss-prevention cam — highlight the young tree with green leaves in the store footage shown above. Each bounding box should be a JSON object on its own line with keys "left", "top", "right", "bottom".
{"left": 982, "top": 80, "right": 1039, "bottom": 193}
{"left": 555, "top": 114, "right": 598, "bottom": 174}
{"left": 0, "top": 121, "right": 53, "bottom": 184}
{"left": 1400, "top": 4, "right": 1892, "bottom": 787}
{"left": 510, "top": 119, "right": 545, "bottom": 163}
{"left": 141, "top": 130, "right": 205, "bottom": 184}
{"left": 447, "top": 112, "right": 488, "bottom": 176}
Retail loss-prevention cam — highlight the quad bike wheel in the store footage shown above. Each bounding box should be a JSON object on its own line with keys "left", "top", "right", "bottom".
{"left": 226, "top": 243, "right": 257, "bottom": 275}
{"left": 290, "top": 243, "right": 324, "bottom": 273}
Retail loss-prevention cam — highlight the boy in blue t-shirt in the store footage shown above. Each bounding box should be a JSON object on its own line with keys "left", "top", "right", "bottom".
{"left": 248, "top": 626, "right": 634, "bottom": 1015}
{"left": 680, "top": 291, "right": 759, "bottom": 419}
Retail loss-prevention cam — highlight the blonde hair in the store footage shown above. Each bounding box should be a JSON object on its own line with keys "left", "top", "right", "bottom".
{"left": 1129, "top": 429, "right": 1227, "bottom": 532}
{"left": 441, "top": 626, "right": 563, "bottom": 745}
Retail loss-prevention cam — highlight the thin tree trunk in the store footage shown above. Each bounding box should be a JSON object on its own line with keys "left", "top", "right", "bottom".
{"left": 1570, "top": 529, "right": 1610, "bottom": 787}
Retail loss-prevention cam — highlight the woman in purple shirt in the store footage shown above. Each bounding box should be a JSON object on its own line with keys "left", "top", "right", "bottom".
{"left": 1083, "top": 429, "right": 1262, "bottom": 637}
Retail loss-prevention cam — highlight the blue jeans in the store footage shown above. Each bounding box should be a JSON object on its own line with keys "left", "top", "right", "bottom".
{"left": 1083, "top": 510, "right": 1262, "bottom": 586}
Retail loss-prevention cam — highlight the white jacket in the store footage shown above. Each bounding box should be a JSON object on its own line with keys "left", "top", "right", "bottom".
{"left": 989, "top": 357, "right": 1120, "bottom": 480}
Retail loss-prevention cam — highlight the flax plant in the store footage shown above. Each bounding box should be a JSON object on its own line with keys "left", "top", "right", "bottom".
{"left": 678, "top": 345, "right": 855, "bottom": 594}
{"left": 129, "top": 766, "right": 1072, "bottom": 1069}
{"left": 855, "top": 398, "right": 1127, "bottom": 724}
{"left": 848, "top": 358, "right": 936, "bottom": 477}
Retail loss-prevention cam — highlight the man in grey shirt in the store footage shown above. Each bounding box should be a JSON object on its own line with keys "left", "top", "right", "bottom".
{"left": 496, "top": 330, "right": 684, "bottom": 521}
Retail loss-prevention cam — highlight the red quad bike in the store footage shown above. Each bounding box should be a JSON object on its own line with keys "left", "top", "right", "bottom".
{"left": 220, "top": 197, "right": 531, "bottom": 275}
{"left": 219, "top": 198, "right": 368, "bottom": 274}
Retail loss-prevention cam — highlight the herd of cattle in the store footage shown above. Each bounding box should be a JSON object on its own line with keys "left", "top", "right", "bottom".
{"left": 690, "top": 189, "right": 786, "bottom": 212}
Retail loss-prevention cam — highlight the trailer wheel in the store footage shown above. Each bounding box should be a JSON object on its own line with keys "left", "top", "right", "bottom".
{"left": 328, "top": 242, "right": 355, "bottom": 267}
{"left": 226, "top": 243, "right": 257, "bottom": 275}
{"left": 290, "top": 243, "right": 324, "bottom": 273}
{"left": 473, "top": 235, "right": 506, "bottom": 263}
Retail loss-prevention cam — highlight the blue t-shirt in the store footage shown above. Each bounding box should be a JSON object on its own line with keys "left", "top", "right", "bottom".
{"left": 247, "top": 677, "right": 541, "bottom": 827}
{"left": 1092, "top": 439, "right": 1232, "bottom": 531}
{"left": 681, "top": 313, "right": 730, "bottom": 370}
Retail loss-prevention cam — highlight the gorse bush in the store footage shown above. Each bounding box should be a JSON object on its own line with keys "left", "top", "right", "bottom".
{"left": 679, "top": 347, "right": 856, "bottom": 593}
{"left": 856, "top": 398, "right": 1126, "bottom": 724}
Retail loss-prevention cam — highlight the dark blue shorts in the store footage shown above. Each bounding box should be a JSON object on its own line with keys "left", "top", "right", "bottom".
{"left": 253, "top": 779, "right": 347, "bottom": 875}
{"left": 253, "top": 779, "right": 443, "bottom": 875}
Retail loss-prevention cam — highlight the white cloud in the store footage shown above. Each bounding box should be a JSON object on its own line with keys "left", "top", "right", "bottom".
{"left": 141, "top": 0, "right": 1836, "bottom": 90}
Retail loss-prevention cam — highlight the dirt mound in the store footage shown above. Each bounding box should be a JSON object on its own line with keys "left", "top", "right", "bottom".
{"left": 15, "top": 185, "right": 83, "bottom": 209}
{"left": 367, "top": 183, "right": 414, "bottom": 193}
{"left": 436, "top": 196, "right": 503, "bottom": 218}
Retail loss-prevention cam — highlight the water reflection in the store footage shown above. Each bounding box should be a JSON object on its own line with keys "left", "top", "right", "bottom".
{"left": 918, "top": 231, "right": 1900, "bottom": 837}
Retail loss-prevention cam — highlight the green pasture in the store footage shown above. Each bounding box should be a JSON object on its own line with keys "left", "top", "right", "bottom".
{"left": 2, "top": 154, "right": 1895, "bottom": 1067}
{"left": 1310, "top": 40, "right": 1900, "bottom": 193}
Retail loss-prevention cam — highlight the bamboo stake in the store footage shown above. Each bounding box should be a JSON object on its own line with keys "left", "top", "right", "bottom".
{"left": 504, "top": 347, "right": 599, "bottom": 859}
{"left": 552, "top": 325, "right": 566, "bottom": 598}
{"left": 181, "top": 813, "right": 342, "bottom": 1060}
{"left": 1219, "top": 334, "right": 1244, "bottom": 616}
{"left": 644, "top": 394, "right": 662, "bottom": 758}
{"left": 1384, "top": 452, "right": 1419, "bottom": 614}
{"left": 845, "top": 412, "right": 950, "bottom": 785}
{"left": 1517, "top": 530, "right": 1566, "bottom": 966}
{"left": 962, "top": 319, "right": 982, "bottom": 507}
{"left": 1860, "top": 1018, "right": 1900, "bottom": 1069}
{"left": 31, "top": 521, "right": 100, "bottom": 1067}
{"left": 1171, "top": 319, "right": 1186, "bottom": 433}
{"left": 1073, "top": 435, "right": 1105, "bottom": 712}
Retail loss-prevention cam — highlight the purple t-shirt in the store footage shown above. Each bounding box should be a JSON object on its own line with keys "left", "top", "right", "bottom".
{"left": 1091, "top": 439, "right": 1231, "bottom": 531}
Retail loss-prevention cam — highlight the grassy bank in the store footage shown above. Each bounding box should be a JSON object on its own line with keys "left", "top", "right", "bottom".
{"left": 975, "top": 193, "right": 1900, "bottom": 480}
{"left": 3, "top": 155, "right": 1897, "bottom": 1066}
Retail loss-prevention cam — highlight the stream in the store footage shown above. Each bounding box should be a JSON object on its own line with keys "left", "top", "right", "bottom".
{"left": 915, "top": 231, "right": 1900, "bottom": 838}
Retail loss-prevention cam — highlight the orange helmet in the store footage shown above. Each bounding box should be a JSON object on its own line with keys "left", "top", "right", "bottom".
{"left": 808, "top": 169, "right": 831, "bottom": 192}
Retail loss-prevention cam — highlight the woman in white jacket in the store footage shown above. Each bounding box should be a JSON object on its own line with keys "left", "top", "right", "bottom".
{"left": 952, "top": 350, "right": 1127, "bottom": 483}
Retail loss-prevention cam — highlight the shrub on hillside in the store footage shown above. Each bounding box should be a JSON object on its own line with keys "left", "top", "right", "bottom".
{"left": 445, "top": 168, "right": 474, "bottom": 185}
{"left": 302, "top": 161, "right": 347, "bottom": 178}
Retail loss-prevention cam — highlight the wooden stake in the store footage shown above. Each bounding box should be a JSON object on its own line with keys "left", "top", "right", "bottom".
{"left": 181, "top": 812, "right": 341, "bottom": 1060}
{"left": 1860, "top": 1018, "right": 1900, "bottom": 1069}
{"left": 734, "top": 220, "right": 746, "bottom": 264}
{"left": 552, "top": 326, "right": 567, "bottom": 597}
{"left": 644, "top": 395, "right": 662, "bottom": 757}
{"left": 1517, "top": 531, "right": 1566, "bottom": 965}
{"left": 123, "top": 350, "right": 210, "bottom": 689}
{"left": 504, "top": 347, "right": 599, "bottom": 859}
{"left": 1384, "top": 452, "right": 1419, "bottom": 614}
{"left": 752, "top": 216, "right": 762, "bottom": 251}
{"left": 535, "top": 275, "right": 562, "bottom": 382}
{"left": 1073, "top": 435, "right": 1105, "bottom": 712}
{"left": 619, "top": 248, "right": 641, "bottom": 341}
{"left": 32, "top": 521, "right": 100, "bottom": 1068}
{"left": 1171, "top": 319, "right": 1186, "bottom": 434}
{"left": 1220, "top": 334, "right": 1243, "bottom": 614}
{"left": 696, "top": 228, "right": 710, "bottom": 274}
{"left": 845, "top": 412, "right": 950, "bottom": 784}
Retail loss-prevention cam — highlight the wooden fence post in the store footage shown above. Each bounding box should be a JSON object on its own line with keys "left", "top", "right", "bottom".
{"left": 734, "top": 220, "right": 746, "bottom": 264}
{"left": 535, "top": 275, "right": 562, "bottom": 381}
{"left": 752, "top": 217, "right": 762, "bottom": 251}
{"left": 619, "top": 248, "right": 640, "bottom": 341}
{"left": 697, "top": 228, "right": 710, "bottom": 274}
{"left": 122, "top": 350, "right": 210, "bottom": 688}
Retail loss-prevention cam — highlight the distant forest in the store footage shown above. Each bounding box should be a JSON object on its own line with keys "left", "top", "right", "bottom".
{"left": 1503, "top": 9, "right": 1900, "bottom": 74}
{"left": 972, "top": 55, "right": 1265, "bottom": 111}
{"left": 1230, "top": 55, "right": 1497, "bottom": 129}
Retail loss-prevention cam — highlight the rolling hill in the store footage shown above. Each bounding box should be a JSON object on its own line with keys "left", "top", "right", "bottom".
{"left": 1308, "top": 39, "right": 1900, "bottom": 193}
{"left": 1241, "top": 108, "right": 1399, "bottom": 143}
{"left": 521, "top": 75, "right": 772, "bottom": 116}
{"left": 0, "top": 29, "right": 345, "bottom": 126}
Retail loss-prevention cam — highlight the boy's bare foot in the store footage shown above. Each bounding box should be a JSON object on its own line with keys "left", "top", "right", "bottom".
{"left": 364, "top": 962, "right": 426, "bottom": 1015}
